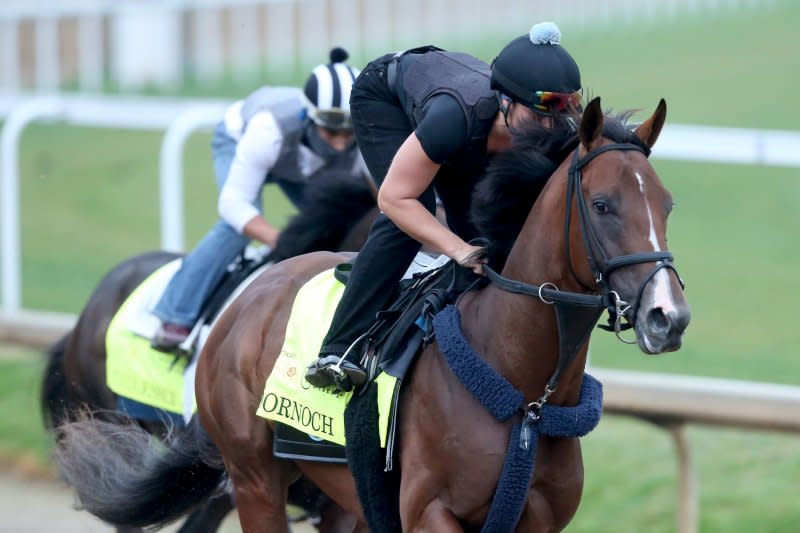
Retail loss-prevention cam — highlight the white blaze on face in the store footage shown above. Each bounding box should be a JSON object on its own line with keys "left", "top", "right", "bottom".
{"left": 634, "top": 171, "right": 676, "bottom": 317}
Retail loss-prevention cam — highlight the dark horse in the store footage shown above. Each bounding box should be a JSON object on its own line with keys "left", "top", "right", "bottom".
{"left": 41, "top": 176, "right": 376, "bottom": 533}
{"left": 55, "top": 98, "right": 690, "bottom": 532}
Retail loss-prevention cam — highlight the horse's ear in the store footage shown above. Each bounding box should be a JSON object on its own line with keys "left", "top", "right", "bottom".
{"left": 579, "top": 97, "right": 604, "bottom": 150}
{"left": 634, "top": 98, "right": 667, "bottom": 149}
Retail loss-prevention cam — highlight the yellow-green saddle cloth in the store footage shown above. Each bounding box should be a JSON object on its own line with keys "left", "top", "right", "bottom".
{"left": 105, "top": 261, "right": 193, "bottom": 416}
{"left": 256, "top": 268, "right": 398, "bottom": 447}
{"left": 107, "top": 255, "right": 272, "bottom": 421}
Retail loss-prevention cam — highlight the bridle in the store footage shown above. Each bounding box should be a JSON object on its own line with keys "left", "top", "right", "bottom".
{"left": 482, "top": 141, "right": 684, "bottom": 409}
{"left": 565, "top": 142, "right": 683, "bottom": 336}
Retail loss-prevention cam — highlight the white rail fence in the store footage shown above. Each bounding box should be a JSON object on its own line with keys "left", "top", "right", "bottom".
{"left": 0, "top": 94, "right": 798, "bottom": 533}
{"left": 0, "top": 0, "right": 786, "bottom": 92}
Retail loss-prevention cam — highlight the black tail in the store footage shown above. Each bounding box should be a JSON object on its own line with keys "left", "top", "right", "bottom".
{"left": 55, "top": 413, "right": 225, "bottom": 529}
{"left": 40, "top": 334, "right": 74, "bottom": 431}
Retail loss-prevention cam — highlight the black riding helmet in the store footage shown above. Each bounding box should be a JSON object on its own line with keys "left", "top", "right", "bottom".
{"left": 491, "top": 22, "right": 582, "bottom": 116}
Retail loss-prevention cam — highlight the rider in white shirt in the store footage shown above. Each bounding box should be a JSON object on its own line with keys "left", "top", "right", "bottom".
{"left": 152, "top": 48, "right": 369, "bottom": 351}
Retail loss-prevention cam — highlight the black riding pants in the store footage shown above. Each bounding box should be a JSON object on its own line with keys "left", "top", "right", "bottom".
{"left": 320, "top": 54, "right": 475, "bottom": 356}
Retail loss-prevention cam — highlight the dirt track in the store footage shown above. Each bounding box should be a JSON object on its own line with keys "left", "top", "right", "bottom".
{"left": 0, "top": 470, "right": 318, "bottom": 532}
{"left": 0, "top": 471, "right": 238, "bottom": 532}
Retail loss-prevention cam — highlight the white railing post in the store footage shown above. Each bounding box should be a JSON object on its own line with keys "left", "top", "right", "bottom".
{"left": 263, "top": 2, "right": 296, "bottom": 77}
{"left": 35, "top": 16, "right": 60, "bottom": 92}
{"left": 230, "top": 5, "right": 261, "bottom": 82}
{"left": 159, "top": 105, "right": 228, "bottom": 252}
{"left": 668, "top": 423, "right": 699, "bottom": 533}
{"left": 192, "top": 7, "right": 223, "bottom": 84}
{"left": 78, "top": 14, "right": 104, "bottom": 92}
{"left": 1, "top": 98, "right": 64, "bottom": 313}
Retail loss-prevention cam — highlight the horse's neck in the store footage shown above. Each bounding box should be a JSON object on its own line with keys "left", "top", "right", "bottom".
{"left": 461, "top": 177, "right": 589, "bottom": 404}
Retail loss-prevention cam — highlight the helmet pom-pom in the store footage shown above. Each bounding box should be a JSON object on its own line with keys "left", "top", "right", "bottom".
{"left": 529, "top": 22, "right": 561, "bottom": 45}
{"left": 329, "top": 47, "right": 349, "bottom": 63}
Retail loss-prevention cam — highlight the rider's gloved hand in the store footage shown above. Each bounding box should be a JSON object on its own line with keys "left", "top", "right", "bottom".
{"left": 452, "top": 242, "right": 488, "bottom": 275}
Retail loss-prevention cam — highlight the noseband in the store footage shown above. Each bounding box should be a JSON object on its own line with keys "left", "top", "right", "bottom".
{"left": 482, "top": 141, "right": 684, "bottom": 401}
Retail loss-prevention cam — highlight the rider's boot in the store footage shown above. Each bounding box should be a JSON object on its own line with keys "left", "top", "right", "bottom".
{"left": 151, "top": 322, "right": 191, "bottom": 353}
{"left": 305, "top": 354, "right": 367, "bottom": 392}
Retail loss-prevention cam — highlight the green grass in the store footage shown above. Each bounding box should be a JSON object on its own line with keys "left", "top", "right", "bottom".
{"left": 17, "top": 127, "right": 296, "bottom": 312}
{"left": 572, "top": 417, "right": 800, "bottom": 532}
{"left": 0, "top": 347, "right": 50, "bottom": 465}
{"left": 477, "top": 2, "right": 800, "bottom": 130}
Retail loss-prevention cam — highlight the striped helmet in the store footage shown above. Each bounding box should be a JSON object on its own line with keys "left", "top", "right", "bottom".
{"left": 303, "top": 47, "right": 360, "bottom": 131}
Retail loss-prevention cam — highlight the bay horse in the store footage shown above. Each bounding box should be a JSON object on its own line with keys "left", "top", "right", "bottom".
{"left": 42, "top": 176, "right": 376, "bottom": 533}
{"left": 55, "top": 97, "right": 690, "bottom": 532}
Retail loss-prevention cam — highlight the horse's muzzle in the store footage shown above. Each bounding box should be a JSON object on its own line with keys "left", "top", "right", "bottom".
{"left": 636, "top": 302, "right": 691, "bottom": 354}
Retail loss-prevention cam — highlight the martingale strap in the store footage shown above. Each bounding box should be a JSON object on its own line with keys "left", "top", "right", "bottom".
{"left": 483, "top": 264, "right": 606, "bottom": 390}
{"left": 432, "top": 305, "right": 603, "bottom": 532}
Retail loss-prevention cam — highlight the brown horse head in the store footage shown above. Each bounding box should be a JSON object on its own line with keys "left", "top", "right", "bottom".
{"left": 571, "top": 97, "right": 690, "bottom": 354}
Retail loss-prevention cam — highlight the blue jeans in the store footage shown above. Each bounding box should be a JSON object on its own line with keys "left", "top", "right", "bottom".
{"left": 153, "top": 122, "right": 263, "bottom": 326}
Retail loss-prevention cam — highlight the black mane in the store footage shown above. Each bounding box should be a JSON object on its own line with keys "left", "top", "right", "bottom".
{"left": 267, "top": 174, "right": 375, "bottom": 263}
{"left": 470, "top": 112, "right": 646, "bottom": 268}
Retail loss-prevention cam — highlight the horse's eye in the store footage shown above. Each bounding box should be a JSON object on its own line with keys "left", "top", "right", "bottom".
{"left": 593, "top": 200, "right": 609, "bottom": 215}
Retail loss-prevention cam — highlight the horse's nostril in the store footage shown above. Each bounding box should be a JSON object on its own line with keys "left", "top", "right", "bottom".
{"left": 647, "top": 307, "right": 670, "bottom": 332}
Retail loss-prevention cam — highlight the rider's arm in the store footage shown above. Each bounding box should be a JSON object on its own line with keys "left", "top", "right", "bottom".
{"left": 218, "top": 111, "right": 282, "bottom": 247}
{"left": 378, "top": 95, "right": 485, "bottom": 271}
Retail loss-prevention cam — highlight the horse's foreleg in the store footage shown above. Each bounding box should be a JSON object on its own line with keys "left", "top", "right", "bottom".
{"left": 315, "top": 497, "right": 359, "bottom": 533}
{"left": 233, "top": 484, "right": 297, "bottom": 533}
{"left": 224, "top": 432, "right": 297, "bottom": 533}
{"left": 230, "top": 465, "right": 291, "bottom": 533}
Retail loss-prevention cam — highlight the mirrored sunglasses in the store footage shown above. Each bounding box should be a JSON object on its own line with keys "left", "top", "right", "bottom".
{"left": 531, "top": 90, "right": 582, "bottom": 113}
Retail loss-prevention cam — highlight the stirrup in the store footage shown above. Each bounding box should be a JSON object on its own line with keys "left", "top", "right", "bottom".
{"left": 305, "top": 355, "right": 367, "bottom": 392}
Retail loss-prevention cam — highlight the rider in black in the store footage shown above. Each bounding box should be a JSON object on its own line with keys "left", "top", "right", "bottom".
{"left": 306, "top": 22, "right": 583, "bottom": 390}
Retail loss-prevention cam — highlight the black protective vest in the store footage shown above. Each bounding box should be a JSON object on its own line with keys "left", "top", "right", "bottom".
{"left": 396, "top": 50, "right": 499, "bottom": 142}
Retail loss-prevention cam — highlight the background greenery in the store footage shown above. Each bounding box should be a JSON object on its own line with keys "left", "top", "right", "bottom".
{"left": 2, "top": 2, "right": 798, "bottom": 531}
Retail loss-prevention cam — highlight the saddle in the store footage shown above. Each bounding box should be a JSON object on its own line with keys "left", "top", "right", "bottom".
{"left": 355, "top": 258, "right": 478, "bottom": 378}
{"left": 270, "top": 256, "right": 481, "bottom": 463}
